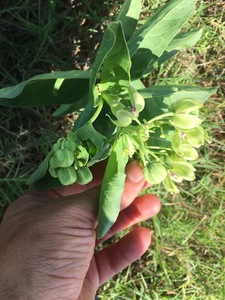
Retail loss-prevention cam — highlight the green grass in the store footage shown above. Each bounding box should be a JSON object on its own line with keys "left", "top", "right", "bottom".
{"left": 0, "top": 0, "right": 225, "bottom": 299}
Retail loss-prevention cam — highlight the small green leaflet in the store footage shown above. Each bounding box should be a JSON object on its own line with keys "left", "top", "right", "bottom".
{"left": 98, "top": 137, "right": 128, "bottom": 238}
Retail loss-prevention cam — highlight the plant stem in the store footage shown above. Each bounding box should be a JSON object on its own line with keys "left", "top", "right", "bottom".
{"left": 147, "top": 112, "right": 174, "bottom": 125}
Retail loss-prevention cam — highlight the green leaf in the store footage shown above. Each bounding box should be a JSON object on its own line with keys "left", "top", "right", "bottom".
{"left": 98, "top": 137, "right": 129, "bottom": 238}
{"left": 128, "top": 0, "right": 197, "bottom": 79}
{"left": 115, "top": 0, "right": 142, "bottom": 41}
{"left": 96, "top": 22, "right": 131, "bottom": 95}
{"left": 26, "top": 150, "right": 53, "bottom": 185}
{"left": 0, "top": 70, "right": 91, "bottom": 107}
{"left": 75, "top": 122, "right": 105, "bottom": 148}
{"left": 52, "top": 94, "right": 89, "bottom": 117}
{"left": 90, "top": 21, "right": 131, "bottom": 106}
{"left": 139, "top": 85, "right": 217, "bottom": 121}
{"left": 146, "top": 29, "right": 203, "bottom": 74}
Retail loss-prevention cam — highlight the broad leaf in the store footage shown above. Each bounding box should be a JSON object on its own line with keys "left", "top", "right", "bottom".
{"left": 53, "top": 94, "right": 89, "bottom": 117}
{"left": 98, "top": 137, "right": 128, "bottom": 238}
{"left": 128, "top": 0, "right": 197, "bottom": 79}
{"left": 145, "top": 29, "right": 203, "bottom": 74}
{"left": 0, "top": 70, "right": 91, "bottom": 107}
{"left": 115, "top": 0, "right": 142, "bottom": 41}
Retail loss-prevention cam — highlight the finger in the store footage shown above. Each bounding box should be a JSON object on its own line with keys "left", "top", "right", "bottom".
{"left": 93, "top": 227, "right": 151, "bottom": 288}
{"left": 98, "top": 194, "right": 160, "bottom": 244}
{"left": 121, "top": 160, "right": 146, "bottom": 210}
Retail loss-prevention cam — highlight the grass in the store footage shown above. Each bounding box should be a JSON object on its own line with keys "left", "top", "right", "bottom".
{"left": 0, "top": 0, "right": 224, "bottom": 299}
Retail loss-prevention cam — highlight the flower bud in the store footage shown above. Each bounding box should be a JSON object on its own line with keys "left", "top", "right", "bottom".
{"left": 58, "top": 166, "right": 77, "bottom": 185}
{"left": 54, "top": 148, "right": 74, "bottom": 168}
{"left": 64, "top": 139, "right": 77, "bottom": 152}
{"left": 163, "top": 174, "right": 180, "bottom": 194}
{"left": 76, "top": 166, "right": 93, "bottom": 185}
{"left": 143, "top": 162, "right": 167, "bottom": 185}
{"left": 171, "top": 162, "right": 196, "bottom": 181}
{"left": 171, "top": 131, "right": 183, "bottom": 156}
{"left": 170, "top": 114, "right": 202, "bottom": 130}
{"left": 116, "top": 110, "right": 134, "bottom": 126}
{"left": 182, "top": 144, "right": 199, "bottom": 160}
{"left": 128, "top": 85, "right": 145, "bottom": 113}
{"left": 49, "top": 167, "right": 59, "bottom": 178}
{"left": 185, "top": 126, "right": 210, "bottom": 148}
{"left": 170, "top": 98, "right": 202, "bottom": 113}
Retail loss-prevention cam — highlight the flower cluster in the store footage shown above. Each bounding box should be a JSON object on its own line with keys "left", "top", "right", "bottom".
{"left": 124, "top": 98, "right": 210, "bottom": 194}
{"left": 48, "top": 133, "right": 93, "bottom": 185}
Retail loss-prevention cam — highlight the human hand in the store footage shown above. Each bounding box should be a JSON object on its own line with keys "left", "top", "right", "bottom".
{"left": 0, "top": 160, "right": 160, "bottom": 300}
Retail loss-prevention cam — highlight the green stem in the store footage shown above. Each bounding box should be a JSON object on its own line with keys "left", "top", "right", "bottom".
{"left": 147, "top": 112, "right": 174, "bottom": 125}
{"left": 90, "top": 97, "right": 103, "bottom": 123}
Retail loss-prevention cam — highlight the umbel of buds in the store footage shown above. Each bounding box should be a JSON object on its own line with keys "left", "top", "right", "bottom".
{"left": 140, "top": 98, "right": 210, "bottom": 194}
{"left": 48, "top": 133, "right": 93, "bottom": 185}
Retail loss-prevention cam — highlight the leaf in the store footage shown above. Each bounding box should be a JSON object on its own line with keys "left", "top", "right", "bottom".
{"left": 98, "top": 138, "right": 129, "bottom": 238}
{"left": 75, "top": 122, "right": 105, "bottom": 148}
{"left": 128, "top": 0, "right": 197, "bottom": 79}
{"left": 139, "top": 85, "right": 217, "bottom": 121}
{"left": 0, "top": 70, "right": 91, "bottom": 107}
{"left": 145, "top": 29, "right": 203, "bottom": 74}
{"left": 96, "top": 22, "right": 131, "bottom": 95}
{"left": 115, "top": 0, "right": 142, "bottom": 41}
{"left": 52, "top": 94, "right": 89, "bottom": 117}
{"left": 26, "top": 151, "right": 53, "bottom": 185}
{"left": 90, "top": 21, "right": 131, "bottom": 106}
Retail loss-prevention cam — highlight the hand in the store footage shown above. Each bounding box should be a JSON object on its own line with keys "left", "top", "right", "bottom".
{"left": 0, "top": 161, "right": 160, "bottom": 300}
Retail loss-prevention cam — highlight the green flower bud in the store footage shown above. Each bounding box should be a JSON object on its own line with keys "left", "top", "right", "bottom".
{"left": 170, "top": 114, "right": 202, "bottom": 130}
{"left": 58, "top": 166, "right": 77, "bottom": 186}
{"left": 54, "top": 148, "right": 74, "bottom": 168}
{"left": 52, "top": 140, "right": 62, "bottom": 153}
{"left": 49, "top": 167, "right": 59, "bottom": 178}
{"left": 163, "top": 174, "right": 180, "bottom": 194}
{"left": 185, "top": 126, "right": 210, "bottom": 148}
{"left": 182, "top": 144, "right": 199, "bottom": 160}
{"left": 64, "top": 139, "right": 77, "bottom": 152}
{"left": 116, "top": 110, "right": 134, "bottom": 126}
{"left": 171, "top": 162, "right": 196, "bottom": 182}
{"left": 170, "top": 98, "right": 202, "bottom": 114}
{"left": 171, "top": 131, "right": 183, "bottom": 156}
{"left": 128, "top": 85, "right": 145, "bottom": 113}
{"left": 143, "top": 162, "right": 167, "bottom": 185}
{"left": 76, "top": 166, "right": 93, "bottom": 185}
{"left": 171, "top": 132, "right": 198, "bottom": 160}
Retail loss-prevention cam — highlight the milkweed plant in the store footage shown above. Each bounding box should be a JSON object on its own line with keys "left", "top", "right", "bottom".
{"left": 0, "top": 0, "right": 216, "bottom": 237}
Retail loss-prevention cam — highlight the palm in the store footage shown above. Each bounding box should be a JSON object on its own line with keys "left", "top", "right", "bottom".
{"left": 0, "top": 161, "right": 160, "bottom": 300}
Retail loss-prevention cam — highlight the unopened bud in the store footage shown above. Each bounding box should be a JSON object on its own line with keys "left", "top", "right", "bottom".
{"left": 128, "top": 85, "right": 145, "bottom": 113}
{"left": 171, "top": 162, "right": 196, "bottom": 181}
{"left": 170, "top": 114, "right": 202, "bottom": 130}
{"left": 170, "top": 98, "right": 202, "bottom": 114}
{"left": 54, "top": 148, "right": 74, "bottom": 168}
{"left": 58, "top": 167, "right": 77, "bottom": 185}
{"left": 143, "top": 162, "right": 167, "bottom": 185}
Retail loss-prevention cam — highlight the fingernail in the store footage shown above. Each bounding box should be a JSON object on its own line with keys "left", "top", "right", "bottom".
{"left": 125, "top": 160, "right": 143, "bottom": 183}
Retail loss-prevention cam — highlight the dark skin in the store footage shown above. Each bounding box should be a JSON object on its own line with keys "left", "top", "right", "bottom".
{"left": 0, "top": 161, "right": 161, "bottom": 300}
